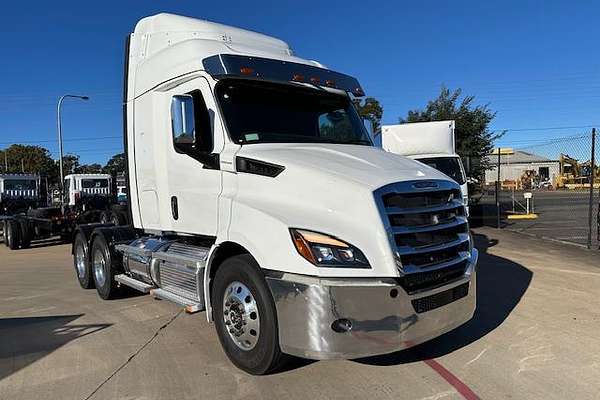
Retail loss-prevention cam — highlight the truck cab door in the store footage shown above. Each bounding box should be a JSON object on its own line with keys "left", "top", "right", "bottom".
{"left": 165, "top": 77, "right": 222, "bottom": 236}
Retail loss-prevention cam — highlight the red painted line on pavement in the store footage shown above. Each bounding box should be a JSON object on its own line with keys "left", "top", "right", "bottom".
{"left": 423, "top": 358, "right": 481, "bottom": 400}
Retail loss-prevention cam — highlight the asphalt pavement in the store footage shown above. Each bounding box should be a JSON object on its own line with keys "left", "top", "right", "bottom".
{"left": 1, "top": 228, "right": 599, "bottom": 400}
{"left": 477, "top": 190, "right": 600, "bottom": 247}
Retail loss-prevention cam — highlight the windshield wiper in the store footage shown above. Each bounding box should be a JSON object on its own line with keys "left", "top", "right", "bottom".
{"left": 344, "top": 139, "right": 373, "bottom": 145}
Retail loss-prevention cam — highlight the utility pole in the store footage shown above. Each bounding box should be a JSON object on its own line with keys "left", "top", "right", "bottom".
{"left": 57, "top": 94, "right": 89, "bottom": 207}
{"left": 496, "top": 148, "right": 501, "bottom": 229}
{"left": 587, "top": 128, "right": 596, "bottom": 249}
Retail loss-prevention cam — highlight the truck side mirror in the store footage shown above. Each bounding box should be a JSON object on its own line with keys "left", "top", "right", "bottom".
{"left": 171, "top": 95, "right": 196, "bottom": 146}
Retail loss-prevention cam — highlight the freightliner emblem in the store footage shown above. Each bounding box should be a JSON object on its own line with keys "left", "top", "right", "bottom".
{"left": 412, "top": 181, "right": 439, "bottom": 189}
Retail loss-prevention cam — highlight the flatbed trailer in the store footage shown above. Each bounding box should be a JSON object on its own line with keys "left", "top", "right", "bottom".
{"left": 2, "top": 204, "right": 128, "bottom": 250}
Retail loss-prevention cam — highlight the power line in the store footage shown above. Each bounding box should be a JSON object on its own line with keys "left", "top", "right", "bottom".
{"left": 0, "top": 136, "right": 121, "bottom": 145}
{"left": 492, "top": 125, "right": 598, "bottom": 132}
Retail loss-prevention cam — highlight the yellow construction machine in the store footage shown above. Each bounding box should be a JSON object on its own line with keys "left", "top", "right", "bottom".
{"left": 556, "top": 153, "right": 600, "bottom": 189}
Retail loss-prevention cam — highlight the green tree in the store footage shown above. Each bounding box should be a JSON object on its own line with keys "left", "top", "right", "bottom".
{"left": 0, "top": 144, "right": 56, "bottom": 178}
{"left": 61, "top": 154, "right": 81, "bottom": 176}
{"left": 75, "top": 163, "right": 103, "bottom": 174}
{"left": 400, "top": 86, "right": 503, "bottom": 179}
{"left": 353, "top": 97, "right": 383, "bottom": 135}
{"left": 103, "top": 152, "right": 126, "bottom": 176}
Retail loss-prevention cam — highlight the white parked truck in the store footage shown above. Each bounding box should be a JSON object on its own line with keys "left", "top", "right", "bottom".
{"left": 72, "top": 13, "right": 478, "bottom": 375}
{"left": 64, "top": 173, "right": 112, "bottom": 207}
{"left": 381, "top": 121, "right": 469, "bottom": 213}
{"left": 2, "top": 173, "right": 127, "bottom": 250}
{"left": 0, "top": 174, "right": 42, "bottom": 214}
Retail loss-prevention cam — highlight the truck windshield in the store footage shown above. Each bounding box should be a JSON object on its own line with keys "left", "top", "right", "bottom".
{"left": 417, "top": 157, "right": 466, "bottom": 185}
{"left": 4, "top": 179, "right": 36, "bottom": 190}
{"left": 216, "top": 79, "right": 372, "bottom": 146}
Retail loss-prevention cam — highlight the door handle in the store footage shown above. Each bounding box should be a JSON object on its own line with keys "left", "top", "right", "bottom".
{"left": 171, "top": 196, "right": 179, "bottom": 220}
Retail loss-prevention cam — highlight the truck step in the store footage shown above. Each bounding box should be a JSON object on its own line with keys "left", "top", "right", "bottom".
{"left": 115, "top": 274, "right": 154, "bottom": 293}
{"left": 150, "top": 288, "right": 204, "bottom": 313}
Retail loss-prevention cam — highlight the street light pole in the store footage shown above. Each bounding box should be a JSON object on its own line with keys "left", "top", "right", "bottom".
{"left": 57, "top": 94, "right": 89, "bottom": 205}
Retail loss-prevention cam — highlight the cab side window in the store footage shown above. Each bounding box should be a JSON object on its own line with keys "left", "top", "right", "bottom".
{"left": 170, "top": 90, "right": 212, "bottom": 154}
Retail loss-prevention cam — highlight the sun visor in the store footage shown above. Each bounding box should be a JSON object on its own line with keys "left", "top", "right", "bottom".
{"left": 203, "top": 54, "right": 364, "bottom": 97}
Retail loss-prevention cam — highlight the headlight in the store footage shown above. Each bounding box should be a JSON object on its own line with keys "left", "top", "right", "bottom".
{"left": 289, "top": 229, "right": 370, "bottom": 268}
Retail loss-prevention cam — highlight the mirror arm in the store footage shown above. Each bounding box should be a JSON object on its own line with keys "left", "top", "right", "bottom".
{"left": 190, "top": 151, "right": 220, "bottom": 170}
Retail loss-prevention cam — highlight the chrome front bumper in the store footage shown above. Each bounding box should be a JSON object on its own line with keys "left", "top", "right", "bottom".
{"left": 266, "top": 249, "right": 477, "bottom": 360}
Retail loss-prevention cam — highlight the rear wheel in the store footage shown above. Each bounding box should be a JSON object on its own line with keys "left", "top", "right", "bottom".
{"left": 74, "top": 232, "right": 94, "bottom": 289}
{"left": 212, "top": 254, "right": 286, "bottom": 375}
{"left": 91, "top": 235, "right": 121, "bottom": 299}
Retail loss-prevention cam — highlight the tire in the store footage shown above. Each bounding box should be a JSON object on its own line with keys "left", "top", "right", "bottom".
{"left": 19, "top": 220, "right": 32, "bottom": 249}
{"left": 74, "top": 232, "right": 94, "bottom": 289}
{"left": 110, "top": 211, "right": 126, "bottom": 226}
{"left": 99, "top": 211, "right": 111, "bottom": 225}
{"left": 91, "top": 235, "right": 121, "bottom": 300}
{"left": 6, "top": 220, "right": 21, "bottom": 250}
{"left": 212, "top": 254, "right": 286, "bottom": 375}
{"left": 3, "top": 220, "right": 8, "bottom": 247}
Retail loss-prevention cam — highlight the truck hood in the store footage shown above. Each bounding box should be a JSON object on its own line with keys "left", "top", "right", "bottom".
{"left": 230, "top": 143, "right": 459, "bottom": 278}
{"left": 236, "top": 143, "right": 449, "bottom": 189}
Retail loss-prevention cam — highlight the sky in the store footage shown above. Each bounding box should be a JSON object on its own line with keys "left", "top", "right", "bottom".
{"left": 1, "top": 0, "right": 599, "bottom": 164}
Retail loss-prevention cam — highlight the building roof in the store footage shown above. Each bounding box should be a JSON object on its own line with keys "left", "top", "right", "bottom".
{"left": 485, "top": 150, "right": 558, "bottom": 165}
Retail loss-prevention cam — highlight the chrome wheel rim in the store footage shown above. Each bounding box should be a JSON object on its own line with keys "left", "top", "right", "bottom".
{"left": 222, "top": 281, "right": 260, "bottom": 351}
{"left": 75, "top": 244, "right": 86, "bottom": 278}
{"left": 93, "top": 248, "right": 106, "bottom": 287}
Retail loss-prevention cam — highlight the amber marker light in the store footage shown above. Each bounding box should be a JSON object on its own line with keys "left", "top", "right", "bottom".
{"left": 291, "top": 229, "right": 316, "bottom": 264}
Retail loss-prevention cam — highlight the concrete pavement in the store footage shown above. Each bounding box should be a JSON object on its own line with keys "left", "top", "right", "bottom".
{"left": 1, "top": 228, "right": 599, "bottom": 399}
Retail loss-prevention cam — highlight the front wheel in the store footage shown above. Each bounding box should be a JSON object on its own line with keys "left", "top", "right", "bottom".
{"left": 19, "top": 220, "right": 31, "bottom": 249}
{"left": 212, "top": 254, "right": 286, "bottom": 375}
{"left": 6, "top": 220, "right": 21, "bottom": 250}
{"left": 99, "top": 211, "right": 111, "bottom": 225}
{"left": 3, "top": 220, "right": 8, "bottom": 247}
{"left": 110, "top": 211, "right": 125, "bottom": 226}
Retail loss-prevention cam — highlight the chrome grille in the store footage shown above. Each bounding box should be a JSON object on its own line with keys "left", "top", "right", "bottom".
{"left": 374, "top": 180, "right": 471, "bottom": 295}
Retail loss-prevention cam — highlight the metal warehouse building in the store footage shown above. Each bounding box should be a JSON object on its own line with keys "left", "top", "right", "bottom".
{"left": 484, "top": 150, "right": 560, "bottom": 185}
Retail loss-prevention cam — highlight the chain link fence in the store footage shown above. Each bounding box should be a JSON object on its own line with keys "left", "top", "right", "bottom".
{"left": 470, "top": 129, "right": 599, "bottom": 249}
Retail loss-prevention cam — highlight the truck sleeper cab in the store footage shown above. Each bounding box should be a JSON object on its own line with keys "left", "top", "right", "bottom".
{"left": 72, "top": 13, "right": 477, "bottom": 375}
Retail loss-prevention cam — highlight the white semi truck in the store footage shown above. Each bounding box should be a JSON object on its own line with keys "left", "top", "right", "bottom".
{"left": 72, "top": 13, "right": 478, "bottom": 375}
{"left": 2, "top": 173, "right": 127, "bottom": 250}
{"left": 381, "top": 121, "right": 469, "bottom": 213}
{"left": 0, "top": 174, "right": 42, "bottom": 214}
{"left": 64, "top": 173, "right": 112, "bottom": 207}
